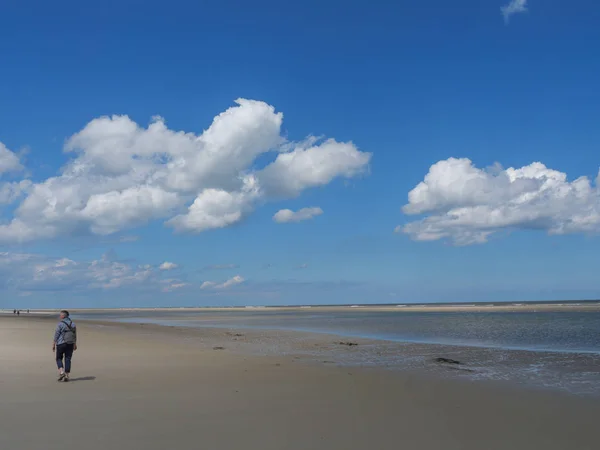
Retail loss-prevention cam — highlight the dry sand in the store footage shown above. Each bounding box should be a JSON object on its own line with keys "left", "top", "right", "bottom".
{"left": 1, "top": 316, "right": 598, "bottom": 450}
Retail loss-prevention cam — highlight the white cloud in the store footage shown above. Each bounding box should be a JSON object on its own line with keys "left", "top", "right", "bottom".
{"left": 501, "top": 0, "right": 527, "bottom": 23}
{"left": 259, "top": 138, "right": 371, "bottom": 198}
{"left": 159, "top": 261, "right": 178, "bottom": 271}
{"left": 399, "top": 158, "right": 600, "bottom": 245}
{"left": 0, "top": 145, "right": 29, "bottom": 205}
{"left": 0, "top": 99, "right": 370, "bottom": 243}
{"left": 217, "top": 275, "right": 245, "bottom": 289}
{"left": 81, "top": 185, "right": 181, "bottom": 235}
{"left": 162, "top": 282, "right": 189, "bottom": 293}
{"left": 200, "top": 275, "right": 245, "bottom": 290}
{"left": 0, "top": 143, "right": 23, "bottom": 174}
{"left": 166, "top": 174, "right": 260, "bottom": 233}
{"left": 273, "top": 207, "right": 323, "bottom": 223}
{"left": 0, "top": 180, "right": 32, "bottom": 204}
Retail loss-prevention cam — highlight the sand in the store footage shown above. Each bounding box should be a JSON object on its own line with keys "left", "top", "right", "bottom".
{"left": 1, "top": 316, "right": 598, "bottom": 450}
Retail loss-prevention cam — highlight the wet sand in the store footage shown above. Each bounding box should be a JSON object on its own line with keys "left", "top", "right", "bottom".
{"left": 1, "top": 316, "right": 598, "bottom": 450}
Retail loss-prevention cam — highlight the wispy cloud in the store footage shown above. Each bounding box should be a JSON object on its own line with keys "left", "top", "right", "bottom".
{"left": 501, "top": 0, "right": 528, "bottom": 23}
{"left": 0, "top": 250, "right": 192, "bottom": 298}
{"left": 162, "top": 282, "right": 189, "bottom": 293}
{"left": 294, "top": 263, "right": 309, "bottom": 270}
{"left": 0, "top": 250, "right": 156, "bottom": 293}
{"left": 218, "top": 275, "right": 245, "bottom": 289}
{"left": 200, "top": 275, "right": 245, "bottom": 290}
{"left": 202, "top": 263, "right": 239, "bottom": 271}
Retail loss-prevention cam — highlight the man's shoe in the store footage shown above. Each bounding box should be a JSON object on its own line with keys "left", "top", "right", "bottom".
{"left": 57, "top": 374, "right": 65, "bottom": 382}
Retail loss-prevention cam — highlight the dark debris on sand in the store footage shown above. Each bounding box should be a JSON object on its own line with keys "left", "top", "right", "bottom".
{"left": 434, "top": 357, "right": 462, "bottom": 365}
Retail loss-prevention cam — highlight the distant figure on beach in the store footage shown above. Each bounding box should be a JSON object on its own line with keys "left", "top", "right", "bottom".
{"left": 17, "top": 310, "right": 20, "bottom": 316}
{"left": 13, "top": 309, "right": 16, "bottom": 314}
{"left": 52, "top": 310, "right": 77, "bottom": 382}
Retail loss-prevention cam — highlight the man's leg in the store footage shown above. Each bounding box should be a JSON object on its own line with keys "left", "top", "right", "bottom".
{"left": 63, "top": 344, "right": 74, "bottom": 381}
{"left": 55, "top": 344, "right": 66, "bottom": 381}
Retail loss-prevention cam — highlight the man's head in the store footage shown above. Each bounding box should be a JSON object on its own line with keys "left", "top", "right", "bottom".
{"left": 59, "top": 310, "right": 70, "bottom": 320}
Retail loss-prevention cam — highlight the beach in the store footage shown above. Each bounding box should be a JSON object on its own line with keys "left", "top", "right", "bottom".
{"left": 1, "top": 315, "right": 599, "bottom": 450}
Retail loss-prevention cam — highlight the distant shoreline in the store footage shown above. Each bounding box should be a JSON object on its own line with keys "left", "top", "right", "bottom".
{"left": 5, "top": 299, "right": 600, "bottom": 314}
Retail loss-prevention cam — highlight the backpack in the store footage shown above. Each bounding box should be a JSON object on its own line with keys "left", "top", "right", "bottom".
{"left": 62, "top": 320, "right": 77, "bottom": 344}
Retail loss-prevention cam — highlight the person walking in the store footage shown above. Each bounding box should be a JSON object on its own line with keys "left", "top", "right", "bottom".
{"left": 52, "top": 310, "right": 77, "bottom": 382}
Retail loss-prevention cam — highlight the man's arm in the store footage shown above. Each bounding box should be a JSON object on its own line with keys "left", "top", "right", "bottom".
{"left": 52, "top": 323, "right": 62, "bottom": 351}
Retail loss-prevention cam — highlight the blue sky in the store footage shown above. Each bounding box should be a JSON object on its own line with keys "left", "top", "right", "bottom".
{"left": 1, "top": 0, "right": 600, "bottom": 308}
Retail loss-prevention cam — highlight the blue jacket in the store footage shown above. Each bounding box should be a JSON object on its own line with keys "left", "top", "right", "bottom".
{"left": 54, "top": 318, "right": 77, "bottom": 345}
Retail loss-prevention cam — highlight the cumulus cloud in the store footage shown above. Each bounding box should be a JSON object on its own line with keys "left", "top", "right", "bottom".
{"left": 0, "top": 145, "right": 29, "bottom": 205}
{"left": 0, "top": 143, "right": 23, "bottom": 174}
{"left": 273, "top": 207, "right": 323, "bottom": 223}
{"left": 0, "top": 180, "right": 32, "bottom": 205}
{"left": 200, "top": 275, "right": 245, "bottom": 290}
{"left": 166, "top": 174, "right": 260, "bottom": 233}
{"left": 501, "top": 0, "right": 527, "bottom": 23}
{"left": 81, "top": 186, "right": 180, "bottom": 235}
{"left": 399, "top": 158, "right": 600, "bottom": 245}
{"left": 0, "top": 99, "right": 370, "bottom": 244}
{"left": 159, "top": 261, "right": 178, "bottom": 271}
{"left": 259, "top": 138, "right": 370, "bottom": 198}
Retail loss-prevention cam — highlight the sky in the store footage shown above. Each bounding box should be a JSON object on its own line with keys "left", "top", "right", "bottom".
{"left": 1, "top": 0, "right": 600, "bottom": 308}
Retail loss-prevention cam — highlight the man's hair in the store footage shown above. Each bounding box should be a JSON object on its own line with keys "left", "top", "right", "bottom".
{"left": 60, "top": 310, "right": 70, "bottom": 318}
